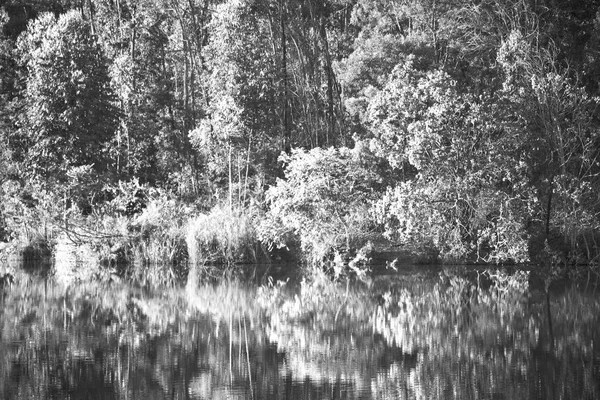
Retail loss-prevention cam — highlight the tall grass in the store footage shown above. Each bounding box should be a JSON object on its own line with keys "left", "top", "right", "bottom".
{"left": 185, "top": 205, "right": 265, "bottom": 266}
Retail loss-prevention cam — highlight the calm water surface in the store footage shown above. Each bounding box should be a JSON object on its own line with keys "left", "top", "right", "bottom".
{"left": 0, "top": 265, "right": 599, "bottom": 399}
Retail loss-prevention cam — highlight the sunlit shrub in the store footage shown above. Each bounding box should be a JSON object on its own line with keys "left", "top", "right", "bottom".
{"left": 105, "top": 178, "right": 149, "bottom": 217}
{"left": 259, "top": 144, "right": 388, "bottom": 270}
{"left": 67, "top": 184, "right": 195, "bottom": 286}
{"left": 365, "top": 58, "right": 535, "bottom": 264}
{"left": 546, "top": 176, "right": 600, "bottom": 264}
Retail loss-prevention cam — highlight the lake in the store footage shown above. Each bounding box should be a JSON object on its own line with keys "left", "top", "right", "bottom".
{"left": 0, "top": 265, "right": 599, "bottom": 399}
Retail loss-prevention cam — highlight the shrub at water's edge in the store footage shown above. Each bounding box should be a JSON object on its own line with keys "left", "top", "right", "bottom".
{"left": 123, "top": 196, "right": 191, "bottom": 286}
{"left": 259, "top": 145, "right": 390, "bottom": 275}
{"left": 68, "top": 200, "right": 269, "bottom": 285}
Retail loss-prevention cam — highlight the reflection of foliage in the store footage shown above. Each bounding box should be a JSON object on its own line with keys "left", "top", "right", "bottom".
{"left": 258, "top": 273, "right": 369, "bottom": 324}
{"left": 371, "top": 269, "right": 600, "bottom": 399}
{"left": 0, "top": 278, "right": 203, "bottom": 399}
{"left": 481, "top": 268, "right": 529, "bottom": 307}
{"left": 0, "top": 270, "right": 599, "bottom": 399}
{"left": 257, "top": 275, "right": 387, "bottom": 392}
{"left": 373, "top": 268, "right": 531, "bottom": 353}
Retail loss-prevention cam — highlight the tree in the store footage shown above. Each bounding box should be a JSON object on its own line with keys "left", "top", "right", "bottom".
{"left": 282, "top": 0, "right": 347, "bottom": 147}
{"left": 96, "top": 0, "right": 190, "bottom": 184}
{"left": 368, "top": 58, "right": 531, "bottom": 262}
{"left": 496, "top": 28, "right": 600, "bottom": 260}
{"left": 0, "top": 7, "right": 20, "bottom": 167}
{"left": 15, "top": 10, "right": 119, "bottom": 180}
{"left": 335, "top": 0, "right": 454, "bottom": 140}
{"left": 191, "top": 0, "right": 280, "bottom": 207}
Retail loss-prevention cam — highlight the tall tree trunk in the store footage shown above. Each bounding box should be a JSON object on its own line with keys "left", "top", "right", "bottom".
{"left": 185, "top": 0, "right": 202, "bottom": 131}
{"left": 86, "top": 0, "right": 96, "bottom": 36}
{"left": 183, "top": 38, "right": 191, "bottom": 133}
{"left": 280, "top": 0, "right": 290, "bottom": 153}
{"left": 319, "top": 15, "right": 335, "bottom": 146}
{"left": 160, "top": 41, "right": 175, "bottom": 130}
{"left": 228, "top": 142, "right": 233, "bottom": 212}
{"left": 431, "top": 0, "right": 439, "bottom": 64}
{"left": 546, "top": 175, "right": 554, "bottom": 236}
{"left": 128, "top": 16, "right": 137, "bottom": 174}
{"left": 116, "top": 0, "right": 122, "bottom": 39}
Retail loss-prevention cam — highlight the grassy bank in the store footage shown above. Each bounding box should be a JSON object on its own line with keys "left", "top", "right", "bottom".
{"left": 0, "top": 186, "right": 268, "bottom": 287}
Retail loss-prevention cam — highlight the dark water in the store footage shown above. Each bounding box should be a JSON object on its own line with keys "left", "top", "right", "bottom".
{"left": 1, "top": 267, "right": 599, "bottom": 399}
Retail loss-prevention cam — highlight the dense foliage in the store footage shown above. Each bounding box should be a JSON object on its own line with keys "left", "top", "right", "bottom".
{"left": 2, "top": 0, "right": 600, "bottom": 277}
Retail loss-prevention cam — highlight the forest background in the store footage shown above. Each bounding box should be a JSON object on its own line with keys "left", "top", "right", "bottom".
{"left": 1, "top": 0, "right": 600, "bottom": 283}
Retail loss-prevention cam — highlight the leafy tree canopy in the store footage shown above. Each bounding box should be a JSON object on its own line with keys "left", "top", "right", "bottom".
{"left": 15, "top": 10, "right": 119, "bottom": 180}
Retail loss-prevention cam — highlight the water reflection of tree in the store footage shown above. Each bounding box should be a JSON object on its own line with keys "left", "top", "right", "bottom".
{"left": 369, "top": 274, "right": 600, "bottom": 400}
{"left": 0, "top": 276, "right": 598, "bottom": 399}
{"left": 0, "top": 279, "right": 383, "bottom": 399}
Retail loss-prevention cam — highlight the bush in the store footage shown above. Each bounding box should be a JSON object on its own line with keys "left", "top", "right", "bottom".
{"left": 259, "top": 144, "right": 387, "bottom": 269}
{"left": 373, "top": 180, "right": 531, "bottom": 263}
